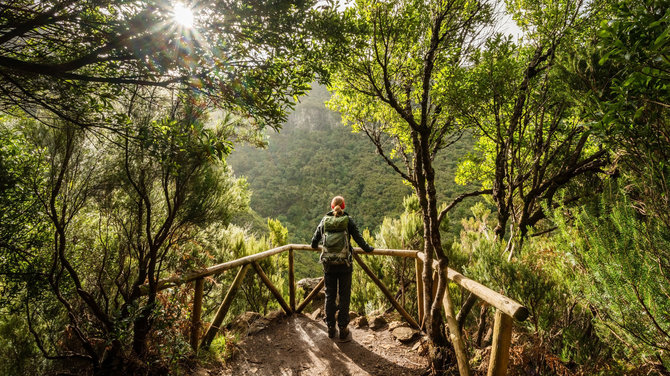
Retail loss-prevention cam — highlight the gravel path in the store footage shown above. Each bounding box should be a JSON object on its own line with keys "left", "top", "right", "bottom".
{"left": 213, "top": 314, "right": 429, "bottom": 376}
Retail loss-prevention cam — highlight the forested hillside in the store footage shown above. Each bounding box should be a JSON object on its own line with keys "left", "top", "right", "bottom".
{"left": 228, "top": 85, "right": 477, "bottom": 243}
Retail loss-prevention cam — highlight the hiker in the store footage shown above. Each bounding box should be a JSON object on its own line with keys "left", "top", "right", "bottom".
{"left": 310, "top": 195, "right": 374, "bottom": 340}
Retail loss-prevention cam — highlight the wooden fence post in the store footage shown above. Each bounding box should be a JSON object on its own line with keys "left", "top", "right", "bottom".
{"left": 354, "top": 253, "right": 419, "bottom": 329}
{"left": 251, "top": 261, "right": 292, "bottom": 314}
{"left": 487, "top": 309, "right": 513, "bottom": 376}
{"left": 201, "top": 264, "right": 250, "bottom": 348}
{"left": 190, "top": 277, "right": 205, "bottom": 352}
{"left": 431, "top": 269, "right": 439, "bottom": 301}
{"left": 288, "top": 249, "right": 295, "bottom": 311}
{"left": 442, "top": 279, "right": 471, "bottom": 376}
{"left": 415, "top": 256, "right": 424, "bottom": 327}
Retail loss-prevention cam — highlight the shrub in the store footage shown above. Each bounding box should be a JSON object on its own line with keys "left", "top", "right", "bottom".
{"left": 554, "top": 188, "right": 670, "bottom": 373}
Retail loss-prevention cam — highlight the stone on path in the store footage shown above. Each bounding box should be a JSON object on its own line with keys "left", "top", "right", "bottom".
{"left": 388, "top": 321, "right": 406, "bottom": 331}
{"left": 391, "top": 327, "right": 419, "bottom": 343}
{"left": 369, "top": 314, "right": 387, "bottom": 330}
{"left": 227, "top": 311, "right": 264, "bottom": 336}
{"left": 265, "top": 309, "right": 285, "bottom": 322}
{"left": 310, "top": 307, "right": 324, "bottom": 320}
{"left": 297, "top": 277, "right": 322, "bottom": 293}
{"left": 352, "top": 316, "right": 368, "bottom": 328}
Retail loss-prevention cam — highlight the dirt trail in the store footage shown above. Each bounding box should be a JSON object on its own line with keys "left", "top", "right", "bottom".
{"left": 212, "top": 314, "right": 429, "bottom": 376}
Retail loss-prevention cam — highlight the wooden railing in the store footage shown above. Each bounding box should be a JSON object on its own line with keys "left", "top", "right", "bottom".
{"left": 152, "top": 244, "right": 528, "bottom": 376}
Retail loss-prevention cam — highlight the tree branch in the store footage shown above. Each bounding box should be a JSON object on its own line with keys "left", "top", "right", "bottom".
{"left": 437, "top": 188, "right": 492, "bottom": 224}
{"left": 360, "top": 124, "right": 416, "bottom": 185}
{"left": 25, "top": 298, "right": 95, "bottom": 362}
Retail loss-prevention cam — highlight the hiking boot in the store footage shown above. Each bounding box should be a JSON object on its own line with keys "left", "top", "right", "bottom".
{"left": 327, "top": 326, "right": 337, "bottom": 338}
{"left": 339, "top": 326, "right": 350, "bottom": 340}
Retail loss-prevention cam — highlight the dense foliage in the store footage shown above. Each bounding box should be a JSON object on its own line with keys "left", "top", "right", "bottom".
{"left": 227, "top": 85, "right": 479, "bottom": 280}
{"left": 0, "top": 0, "right": 668, "bottom": 375}
{"left": 327, "top": 0, "right": 495, "bottom": 352}
{"left": 0, "top": 0, "right": 341, "bottom": 130}
{"left": 228, "top": 86, "right": 477, "bottom": 242}
{"left": 0, "top": 0, "right": 346, "bottom": 373}
{"left": 554, "top": 186, "right": 670, "bottom": 371}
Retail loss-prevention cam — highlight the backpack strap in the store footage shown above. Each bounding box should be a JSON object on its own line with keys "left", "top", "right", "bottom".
{"left": 318, "top": 216, "right": 327, "bottom": 263}
{"left": 320, "top": 215, "right": 327, "bottom": 241}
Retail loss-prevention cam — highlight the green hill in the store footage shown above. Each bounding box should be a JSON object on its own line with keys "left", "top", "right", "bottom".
{"left": 228, "top": 85, "right": 477, "bottom": 245}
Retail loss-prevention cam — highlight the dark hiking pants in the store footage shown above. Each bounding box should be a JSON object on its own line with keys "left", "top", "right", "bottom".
{"left": 324, "top": 268, "right": 352, "bottom": 329}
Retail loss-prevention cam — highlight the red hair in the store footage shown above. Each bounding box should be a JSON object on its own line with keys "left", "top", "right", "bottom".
{"left": 331, "top": 196, "right": 345, "bottom": 216}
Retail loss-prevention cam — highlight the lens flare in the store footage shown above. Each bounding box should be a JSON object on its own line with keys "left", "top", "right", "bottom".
{"left": 173, "top": 2, "right": 194, "bottom": 28}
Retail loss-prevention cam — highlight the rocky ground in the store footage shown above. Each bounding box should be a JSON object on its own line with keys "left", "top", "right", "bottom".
{"left": 195, "top": 310, "right": 430, "bottom": 376}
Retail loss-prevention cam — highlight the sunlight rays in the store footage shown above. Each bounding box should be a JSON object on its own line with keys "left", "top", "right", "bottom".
{"left": 172, "top": 2, "right": 194, "bottom": 28}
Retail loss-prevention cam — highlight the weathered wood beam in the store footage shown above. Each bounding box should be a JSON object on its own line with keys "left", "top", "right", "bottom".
{"left": 353, "top": 253, "right": 420, "bottom": 329}
{"left": 251, "top": 261, "right": 292, "bottom": 315}
{"left": 201, "top": 264, "right": 251, "bottom": 348}
{"left": 457, "top": 292, "right": 478, "bottom": 331}
{"left": 190, "top": 278, "right": 205, "bottom": 352}
{"left": 415, "top": 257, "right": 424, "bottom": 327}
{"left": 487, "top": 310, "right": 513, "bottom": 376}
{"left": 288, "top": 249, "right": 295, "bottom": 311}
{"left": 156, "top": 245, "right": 292, "bottom": 290}
{"left": 418, "top": 253, "right": 528, "bottom": 321}
{"left": 293, "top": 244, "right": 418, "bottom": 258}
{"left": 443, "top": 276, "right": 471, "bottom": 376}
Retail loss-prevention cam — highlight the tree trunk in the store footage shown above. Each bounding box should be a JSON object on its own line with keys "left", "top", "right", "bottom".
{"left": 412, "top": 129, "right": 449, "bottom": 347}
{"left": 476, "top": 304, "right": 489, "bottom": 347}
{"left": 492, "top": 143, "right": 509, "bottom": 240}
{"left": 132, "top": 303, "right": 153, "bottom": 356}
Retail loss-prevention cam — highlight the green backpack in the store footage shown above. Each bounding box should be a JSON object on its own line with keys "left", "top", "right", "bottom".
{"left": 319, "top": 215, "right": 350, "bottom": 266}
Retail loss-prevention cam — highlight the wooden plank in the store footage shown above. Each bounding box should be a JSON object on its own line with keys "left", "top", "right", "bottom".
{"left": 288, "top": 249, "right": 295, "bottom": 311}
{"left": 487, "top": 310, "right": 513, "bottom": 376}
{"left": 156, "top": 245, "right": 291, "bottom": 290}
{"left": 353, "top": 253, "right": 420, "bottom": 329}
{"left": 431, "top": 269, "right": 439, "bottom": 301}
{"left": 152, "top": 245, "right": 419, "bottom": 293}
{"left": 445, "top": 268, "right": 528, "bottom": 322}
{"left": 418, "top": 254, "right": 528, "bottom": 322}
{"left": 252, "top": 261, "right": 292, "bottom": 315}
{"left": 296, "top": 277, "right": 325, "bottom": 313}
{"left": 201, "top": 264, "right": 251, "bottom": 348}
{"left": 415, "top": 257, "right": 424, "bottom": 327}
{"left": 190, "top": 278, "right": 205, "bottom": 352}
{"left": 292, "top": 244, "right": 418, "bottom": 258}
{"left": 443, "top": 277, "right": 471, "bottom": 376}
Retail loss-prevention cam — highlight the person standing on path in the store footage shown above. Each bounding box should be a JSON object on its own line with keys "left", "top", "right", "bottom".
{"left": 311, "top": 196, "right": 374, "bottom": 340}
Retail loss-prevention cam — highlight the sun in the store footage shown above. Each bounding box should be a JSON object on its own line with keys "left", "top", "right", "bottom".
{"left": 172, "top": 2, "right": 194, "bottom": 28}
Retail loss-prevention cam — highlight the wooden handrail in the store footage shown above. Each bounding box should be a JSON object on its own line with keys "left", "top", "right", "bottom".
{"left": 153, "top": 244, "right": 527, "bottom": 376}
{"left": 291, "top": 244, "right": 419, "bottom": 258}
{"left": 153, "top": 246, "right": 526, "bottom": 322}
{"left": 155, "top": 244, "right": 293, "bottom": 290}
{"left": 152, "top": 245, "right": 419, "bottom": 292}
{"left": 417, "top": 252, "right": 529, "bottom": 322}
